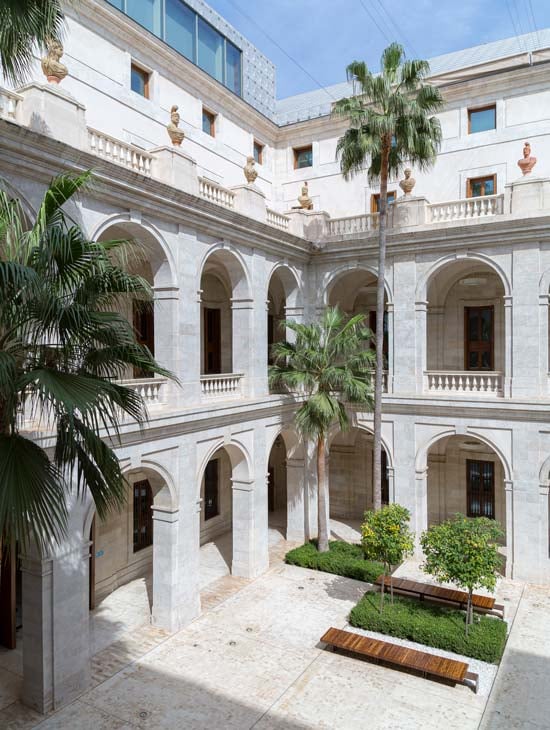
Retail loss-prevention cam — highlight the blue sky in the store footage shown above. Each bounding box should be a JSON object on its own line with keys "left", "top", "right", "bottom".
{"left": 206, "top": 0, "right": 550, "bottom": 99}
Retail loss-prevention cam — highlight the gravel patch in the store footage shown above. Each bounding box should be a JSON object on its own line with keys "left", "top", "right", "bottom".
{"left": 343, "top": 622, "right": 497, "bottom": 696}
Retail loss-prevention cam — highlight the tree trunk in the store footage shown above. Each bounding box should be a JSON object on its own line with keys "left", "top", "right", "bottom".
{"left": 380, "top": 564, "right": 386, "bottom": 613}
{"left": 317, "top": 434, "right": 330, "bottom": 552}
{"left": 373, "top": 138, "right": 391, "bottom": 512}
{"left": 389, "top": 564, "right": 394, "bottom": 604}
{"left": 466, "top": 589, "right": 473, "bottom": 635}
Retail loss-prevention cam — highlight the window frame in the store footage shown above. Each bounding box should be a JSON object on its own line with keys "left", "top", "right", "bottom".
{"left": 467, "top": 104, "right": 496, "bottom": 134}
{"left": 253, "top": 140, "right": 264, "bottom": 165}
{"left": 293, "top": 145, "right": 313, "bottom": 170}
{"left": 133, "top": 479, "right": 153, "bottom": 553}
{"left": 202, "top": 108, "right": 216, "bottom": 137}
{"left": 464, "top": 305, "right": 494, "bottom": 371}
{"left": 466, "top": 174, "right": 497, "bottom": 198}
{"left": 130, "top": 62, "right": 150, "bottom": 99}
{"left": 466, "top": 459, "right": 495, "bottom": 519}
{"left": 370, "top": 191, "right": 397, "bottom": 213}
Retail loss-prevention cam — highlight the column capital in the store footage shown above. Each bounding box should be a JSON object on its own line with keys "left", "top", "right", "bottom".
{"left": 231, "top": 478, "right": 255, "bottom": 492}
{"left": 415, "top": 300, "right": 428, "bottom": 312}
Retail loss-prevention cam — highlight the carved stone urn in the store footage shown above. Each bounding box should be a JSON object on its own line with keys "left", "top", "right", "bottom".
{"left": 399, "top": 168, "right": 416, "bottom": 195}
{"left": 298, "top": 181, "right": 313, "bottom": 210}
{"left": 518, "top": 141, "right": 537, "bottom": 176}
{"left": 243, "top": 156, "right": 258, "bottom": 184}
{"left": 166, "top": 105, "right": 185, "bottom": 146}
{"left": 41, "top": 38, "right": 68, "bottom": 84}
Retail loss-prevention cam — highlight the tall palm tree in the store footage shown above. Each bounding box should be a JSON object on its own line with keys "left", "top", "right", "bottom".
{"left": 269, "top": 307, "right": 375, "bottom": 552}
{"left": 0, "top": 171, "right": 170, "bottom": 554}
{"left": 334, "top": 43, "right": 444, "bottom": 511}
{"left": 0, "top": 0, "right": 65, "bottom": 86}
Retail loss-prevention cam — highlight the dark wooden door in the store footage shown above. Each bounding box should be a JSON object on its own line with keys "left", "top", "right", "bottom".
{"left": 133, "top": 302, "right": 155, "bottom": 378}
{"left": 267, "top": 313, "right": 274, "bottom": 365}
{"left": 133, "top": 479, "right": 153, "bottom": 552}
{"left": 204, "top": 460, "right": 219, "bottom": 521}
{"left": 465, "top": 306, "right": 494, "bottom": 370}
{"left": 204, "top": 307, "right": 222, "bottom": 374}
{"left": 0, "top": 537, "right": 16, "bottom": 649}
{"left": 467, "top": 460, "right": 495, "bottom": 519}
{"left": 381, "top": 450, "right": 389, "bottom": 506}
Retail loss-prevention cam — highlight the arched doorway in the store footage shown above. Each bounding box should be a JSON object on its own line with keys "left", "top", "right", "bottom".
{"left": 199, "top": 248, "right": 251, "bottom": 399}
{"left": 425, "top": 434, "right": 508, "bottom": 572}
{"left": 266, "top": 428, "right": 307, "bottom": 543}
{"left": 423, "top": 258, "right": 507, "bottom": 396}
{"left": 267, "top": 265, "right": 302, "bottom": 370}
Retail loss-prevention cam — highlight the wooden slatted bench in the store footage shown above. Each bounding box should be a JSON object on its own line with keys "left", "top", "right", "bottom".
{"left": 374, "top": 576, "right": 505, "bottom": 618}
{"left": 321, "top": 627, "right": 478, "bottom": 693}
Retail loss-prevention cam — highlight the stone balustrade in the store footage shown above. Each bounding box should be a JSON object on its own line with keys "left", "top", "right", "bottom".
{"left": 88, "top": 128, "right": 153, "bottom": 176}
{"left": 198, "top": 177, "right": 235, "bottom": 209}
{"left": 328, "top": 213, "right": 379, "bottom": 236}
{"left": 200, "top": 372, "right": 244, "bottom": 398}
{"left": 266, "top": 208, "right": 290, "bottom": 230}
{"left": 119, "top": 377, "right": 168, "bottom": 407}
{"left": 425, "top": 371, "right": 503, "bottom": 396}
{"left": 0, "top": 88, "right": 22, "bottom": 121}
{"left": 428, "top": 194, "right": 504, "bottom": 223}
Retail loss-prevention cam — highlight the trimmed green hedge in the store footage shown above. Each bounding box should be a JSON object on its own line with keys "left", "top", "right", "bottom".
{"left": 349, "top": 592, "right": 507, "bottom": 663}
{"left": 285, "top": 540, "right": 383, "bottom": 583}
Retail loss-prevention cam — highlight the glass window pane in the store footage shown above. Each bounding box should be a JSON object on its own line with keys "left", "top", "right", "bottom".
{"left": 296, "top": 148, "right": 312, "bottom": 168}
{"left": 484, "top": 177, "right": 495, "bottom": 195}
{"left": 481, "top": 309, "right": 492, "bottom": 341}
{"left": 107, "top": 0, "right": 124, "bottom": 9}
{"left": 131, "top": 66, "right": 147, "bottom": 96}
{"left": 469, "top": 106, "right": 496, "bottom": 133}
{"left": 198, "top": 18, "right": 223, "bottom": 82}
{"left": 469, "top": 351, "right": 478, "bottom": 369}
{"left": 225, "top": 41, "right": 242, "bottom": 95}
{"left": 468, "top": 310, "right": 479, "bottom": 341}
{"left": 127, "top": 0, "right": 161, "bottom": 35}
{"left": 202, "top": 110, "right": 214, "bottom": 135}
{"left": 165, "top": 0, "right": 195, "bottom": 61}
{"left": 470, "top": 180, "right": 483, "bottom": 197}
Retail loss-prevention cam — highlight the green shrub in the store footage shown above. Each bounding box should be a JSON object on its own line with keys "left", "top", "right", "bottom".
{"left": 285, "top": 540, "right": 383, "bottom": 583}
{"left": 349, "top": 592, "right": 507, "bottom": 663}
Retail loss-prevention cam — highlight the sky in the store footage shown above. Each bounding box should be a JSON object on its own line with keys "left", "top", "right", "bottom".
{"left": 206, "top": 0, "right": 550, "bottom": 99}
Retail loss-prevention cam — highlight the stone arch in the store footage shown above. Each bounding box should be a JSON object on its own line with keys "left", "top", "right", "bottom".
{"left": 0, "top": 178, "right": 37, "bottom": 228}
{"left": 323, "top": 263, "right": 393, "bottom": 307}
{"left": 198, "top": 242, "right": 252, "bottom": 300}
{"left": 196, "top": 438, "right": 252, "bottom": 500}
{"left": 92, "top": 213, "right": 177, "bottom": 290}
{"left": 327, "top": 422, "right": 394, "bottom": 468}
{"left": 266, "top": 263, "right": 303, "bottom": 310}
{"left": 416, "top": 251, "right": 511, "bottom": 302}
{"left": 266, "top": 424, "right": 305, "bottom": 462}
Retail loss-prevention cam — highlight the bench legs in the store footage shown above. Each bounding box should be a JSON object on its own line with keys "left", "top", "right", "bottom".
{"left": 464, "top": 671, "right": 479, "bottom": 694}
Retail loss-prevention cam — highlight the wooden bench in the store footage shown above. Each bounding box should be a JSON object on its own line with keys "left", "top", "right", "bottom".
{"left": 321, "top": 627, "right": 479, "bottom": 693}
{"left": 374, "top": 576, "right": 505, "bottom": 618}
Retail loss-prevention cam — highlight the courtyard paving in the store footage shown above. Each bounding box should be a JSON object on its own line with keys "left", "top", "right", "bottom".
{"left": 0, "top": 523, "right": 547, "bottom": 729}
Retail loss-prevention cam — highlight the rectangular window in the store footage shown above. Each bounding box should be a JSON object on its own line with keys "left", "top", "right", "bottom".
{"left": 467, "top": 460, "right": 495, "bottom": 519}
{"left": 253, "top": 141, "right": 264, "bottom": 165}
{"left": 467, "top": 175, "right": 496, "bottom": 198}
{"left": 133, "top": 302, "right": 155, "bottom": 378}
{"left": 371, "top": 191, "right": 396, "bottom": 213}
{"left": 293, "top": 145, "right": 313, "bottom": 169}
{"left": 165, "top": 0, "right": 195, "bottom": 61}
{"left": 198, "top": 17, "right": 223, "bottom": 83}
{"left": 127, "top": 0, "right": 161, "bottom": 35}
{"left": 204, "top": 307, "right": 221, "bottom": 374}
{"left": 133, "top": 479, "right": 153, "bottom": 552}
{"left": 131, "top": 63, "right": 150, "bottom": 98}
{"left": 202, "top": 108, "right": 216, "bottom": 137}
{"left": 468, "top": 105, "right": 496, "bottom": 134}
{"left": 465, "top": 305, "right": 494, "bottom": 370}
{"left": 225, "top": 40, "right": 242, "bottom": 96}
{"left": 204, "top": 460, "right": 219, "bottom": 520}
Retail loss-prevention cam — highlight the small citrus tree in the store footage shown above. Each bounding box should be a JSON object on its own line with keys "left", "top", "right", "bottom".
{"left": 361, "top": 504, "right": 414, "bottom": 610}
{"left": 421, "top": 515, "right": 504, "bottom": 634}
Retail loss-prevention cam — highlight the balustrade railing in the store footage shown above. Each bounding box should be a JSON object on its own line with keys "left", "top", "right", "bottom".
{"left": 200, "top": 372, "right": 243, "bottom": 398}
{"left": 118, "top": 377, "right": 168, "bottom": 408}
{"left": 267, "top": 208, "right": 290, "bottom": 231}
{"left": 328, "top": 213, "right": 379, "bottom": 236}
{"left": 428, "top": 194, "right": 504, "bottom": 223}
{"left": 0, "top": 88, "right": 22, "bottom": 121}
{"left": 87, "top": 128, "right": 153, "bottom": 176}
{"left": 425, "top": 371, "right": 503, "bottom": 396}
{"left": 198, "top": 177, "right": 235, "bottom": 209}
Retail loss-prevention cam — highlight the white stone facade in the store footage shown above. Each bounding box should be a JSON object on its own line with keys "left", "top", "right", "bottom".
{"left": 3, "top": 0, "right": 550, "bottom": 714}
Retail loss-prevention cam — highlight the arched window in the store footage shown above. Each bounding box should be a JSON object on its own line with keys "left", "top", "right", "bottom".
{"left": 133, "top": 479, "right": 153, "bottom": 552}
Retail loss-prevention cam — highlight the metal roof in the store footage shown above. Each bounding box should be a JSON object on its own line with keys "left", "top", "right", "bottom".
{"left": 274, "top": 27, "right": 550, "bottom": 126}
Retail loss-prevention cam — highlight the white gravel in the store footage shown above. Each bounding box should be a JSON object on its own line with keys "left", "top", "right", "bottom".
{"left": 343, "top": 623, "right": 498, "bottom": 697}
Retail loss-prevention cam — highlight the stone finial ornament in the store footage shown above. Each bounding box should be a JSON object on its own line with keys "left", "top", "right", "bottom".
{"left": 399, "top": 168, "right": 416, "bottom": 195}
{"left": 518, "top": 141, "right": 537, "bottom": 176}
{"left": 243, "top": 156, "right": 258, "bottom": 184}
{"left": 166, "top": 105, "right": 185, "bottom": 146}
{"left": 298, "top": 181, "right": 313, "bottom": 210}
{"left": 41, "top": 38, "right": 68, "bottom": 84}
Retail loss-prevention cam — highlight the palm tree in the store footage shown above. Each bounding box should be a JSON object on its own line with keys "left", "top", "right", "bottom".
{"left": 334, "top": 43, "right": 444, "bottom": 511}
{"left": 0, "top": 0, "right": 65, "bottom": 86}
{"left": 0, "top": 171, "right": 170, "bottom": 554}
{"left": 269, "top": 307, "right": 375, "bottom": 552}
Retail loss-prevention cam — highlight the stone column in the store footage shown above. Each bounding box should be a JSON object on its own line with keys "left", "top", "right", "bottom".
{"left": 151, "top": 506, "right": 180, "bottom": 632}
{"left": 232, "top": 478, "right": 268, "bottom": 578}
{"left": 385, "top": 302, "right": 394, "bottom": 393}
{"left": 539, "top": 484, "right": 549, "bottom": 577}
{"left": 286, "top": 457, "right": 306, "bottom": 542}
{"left": 539, "top": 294, "right": 549, "bottom": 396}
{"left": 304, "top": 440, "right": 319, "bottom": 540}
{"left": 22, "top": 541, "right": 90, "bottom": 713}
{"left": 154, "top": 287, "right": 180, "bottom": 404}
{"left": 415, "top": 301, "right": 428, "bottom": 394}
{"left": 504, "top": 296, "right": 513, "bottom": 397}
{"left": 231, "top": 298, "right": 253, "bottom": 397}
{"left": 414, "top": 467, "right": 429, "bottom": 554}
